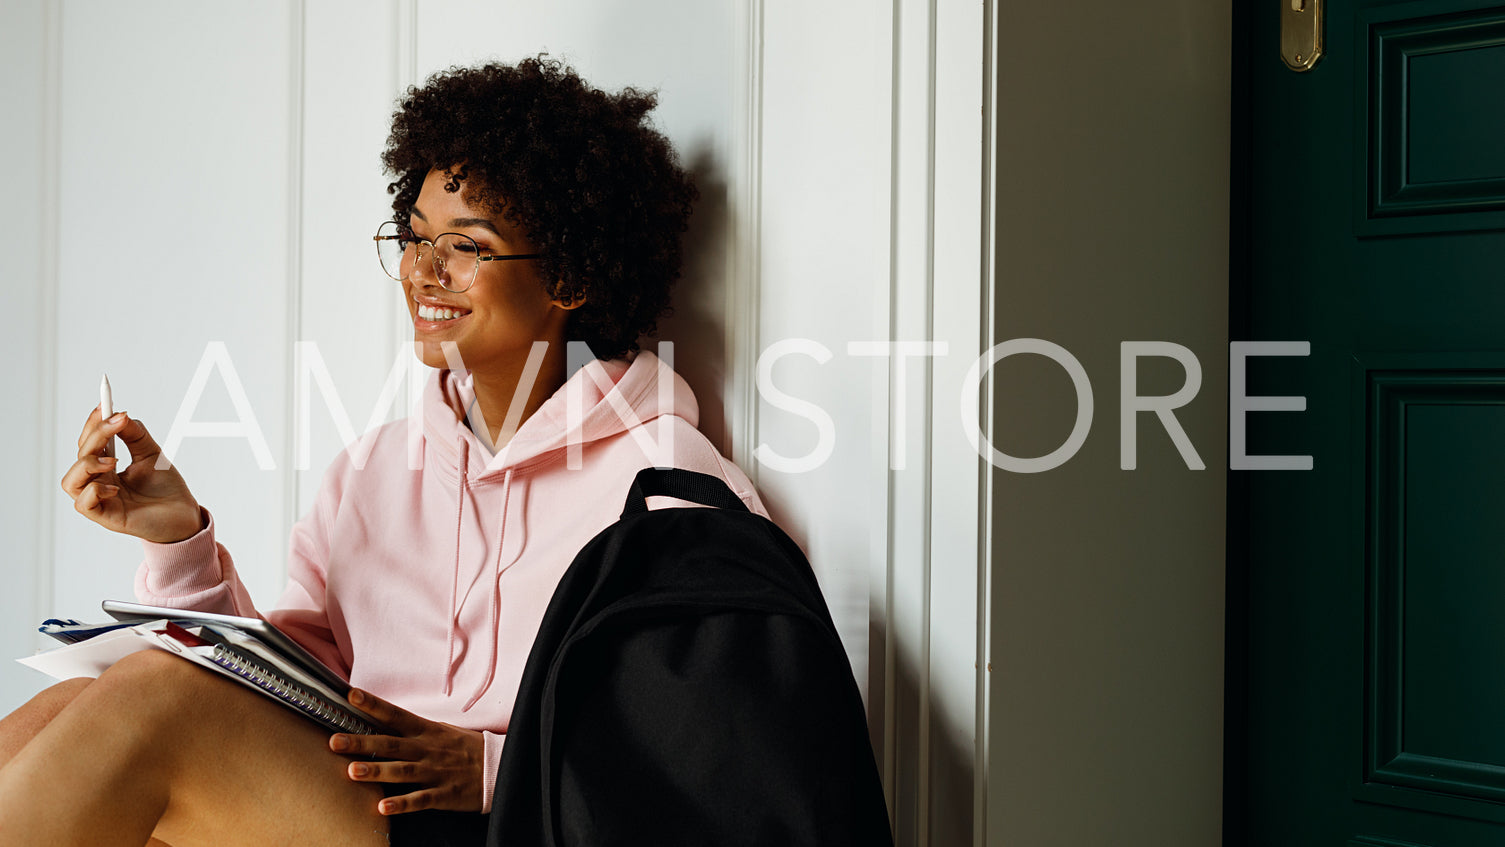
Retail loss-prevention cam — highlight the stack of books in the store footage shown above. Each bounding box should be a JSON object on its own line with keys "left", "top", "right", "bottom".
{"left": 19, "top": 601, "right": 382, "bottom": 735}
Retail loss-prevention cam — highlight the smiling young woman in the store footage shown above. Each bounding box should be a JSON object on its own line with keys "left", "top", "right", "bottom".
{"left": 12, "top": 56, "right": 766, "bottom": 847}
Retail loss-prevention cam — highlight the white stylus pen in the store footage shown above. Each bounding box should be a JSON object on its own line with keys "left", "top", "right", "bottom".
{"left": 99, "top": 373, "right": 114, "bottom": 459}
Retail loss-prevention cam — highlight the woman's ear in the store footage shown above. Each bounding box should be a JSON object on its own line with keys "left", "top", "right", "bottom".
{"left": 552, "top": 285, "right": 586, "bottom": 311}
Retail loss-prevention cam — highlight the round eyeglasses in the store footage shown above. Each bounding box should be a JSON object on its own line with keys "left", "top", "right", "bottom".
{"left": 373, "top": 220, "right": 542, "bottom": 294}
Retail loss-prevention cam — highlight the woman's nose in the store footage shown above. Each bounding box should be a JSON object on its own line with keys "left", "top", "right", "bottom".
{"left": 408, "top": 245, "right": 442, "bottom": 287}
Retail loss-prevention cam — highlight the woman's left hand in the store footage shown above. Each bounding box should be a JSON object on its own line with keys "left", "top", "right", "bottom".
{"left": 330, "top": 689, "right": 485, "bottom": 815}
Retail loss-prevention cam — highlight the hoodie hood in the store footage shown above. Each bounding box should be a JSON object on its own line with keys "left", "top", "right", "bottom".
{"left": 422, "top": 350, "right": 698, "bottom": 480}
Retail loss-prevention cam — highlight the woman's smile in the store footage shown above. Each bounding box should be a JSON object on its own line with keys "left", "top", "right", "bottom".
{"left": 411, "top": 292, "right": 473, "bottom": 327}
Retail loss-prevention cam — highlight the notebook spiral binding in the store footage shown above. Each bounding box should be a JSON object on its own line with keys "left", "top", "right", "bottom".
{"left": 210, "top": 644, "right": 378, "bottom": 735}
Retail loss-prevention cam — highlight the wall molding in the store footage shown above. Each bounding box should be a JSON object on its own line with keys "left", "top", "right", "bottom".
{"left": 881, "top": 0, "right": 939, "bottom": 836}
{"left": 280, "top": 0, "right": 308, "bottom": 587}
{"left": 976, "top": 4, "right": 998, "bottom": 843}
{"left": 34, "top": 0, "right": 63, "bottom": 655}
{"left": 390, "top": 0, "right": 419, "bottom": 367}
{"left": 884, "top": 0, "right": 989, "bottom": 843}
{"left": 727, "top": 0, "right": 764, "bottom": 476}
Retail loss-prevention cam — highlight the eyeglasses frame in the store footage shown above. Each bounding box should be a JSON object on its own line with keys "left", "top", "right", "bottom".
{"left": 373, "top": 220, "right": 542, "bottom": 293}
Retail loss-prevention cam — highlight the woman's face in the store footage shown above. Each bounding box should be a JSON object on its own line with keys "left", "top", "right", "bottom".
{"left": 401, "top": 169, "right": 573, "bottom": 374}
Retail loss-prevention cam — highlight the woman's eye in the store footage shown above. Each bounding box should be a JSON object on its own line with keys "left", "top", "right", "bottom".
{"left": 453, "top": 241, "right": 480, "bottom": 255}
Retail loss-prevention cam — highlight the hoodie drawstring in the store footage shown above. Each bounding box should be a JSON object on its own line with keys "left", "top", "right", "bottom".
{"left": 461, "top": 468, "right": 513, "bottom": 712}
{"left": 443, "top": 439, "right": 471, "bottom": 697}
{"left": 443, "top": 437, "right": 521, "bottom": 712}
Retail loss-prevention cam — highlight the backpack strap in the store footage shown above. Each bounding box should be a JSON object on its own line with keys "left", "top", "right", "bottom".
{"left": 621, "top": 467, "right": 751, "bottom": 517}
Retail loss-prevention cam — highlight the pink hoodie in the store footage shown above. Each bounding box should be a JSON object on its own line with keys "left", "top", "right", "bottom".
{"left": 135, "top": 351, "right": 765, "bottom": 812}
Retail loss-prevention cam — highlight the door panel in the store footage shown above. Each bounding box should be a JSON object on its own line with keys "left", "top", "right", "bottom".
{"left": 1363, "top": 3, "right": 1505, "bottom": 234}
{"left": 1243, "top": 0, "right": 1505, "bottom": 843}
{"left": 1358, "top": 359, "right": 1505, "bottom": 824}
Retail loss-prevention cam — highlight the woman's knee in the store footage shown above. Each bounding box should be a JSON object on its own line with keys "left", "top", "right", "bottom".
{"left": 92, "top": 650, "right": 228, "bottom": 716}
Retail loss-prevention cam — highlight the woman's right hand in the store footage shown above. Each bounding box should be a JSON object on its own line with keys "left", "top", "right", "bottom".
{"left": 60, "top": 407, "right": 205, "bottom": 544}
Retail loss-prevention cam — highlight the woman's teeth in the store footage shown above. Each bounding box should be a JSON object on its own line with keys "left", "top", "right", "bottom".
{"left": 417, "top": 303, "right": 467, "bottom": 322}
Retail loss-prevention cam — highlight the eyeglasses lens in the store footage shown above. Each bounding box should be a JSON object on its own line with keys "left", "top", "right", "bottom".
{"left": 376, "top": 221, "right": 408, "bottom": 281}
{"left": 375, "top": 222, "right": 479, "bottom": 292}
{"left": 431, "top": 234, "right": 479, "bottom": 292}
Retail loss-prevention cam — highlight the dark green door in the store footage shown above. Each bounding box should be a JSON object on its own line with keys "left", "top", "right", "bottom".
{"left": 1237, "top": 0, "right": 1505, "bottom": 844}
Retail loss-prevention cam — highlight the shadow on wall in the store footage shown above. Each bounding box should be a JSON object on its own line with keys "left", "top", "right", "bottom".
{"left": 664, "top": 143, "right": 973, "bottom": 839}
{"left": 662, "top": 144, "right": 801, "bottom": 555}
{"left": 870, "top": 617, "right": 976, "bottom": 844}
{"left": 658, "top": 143, "right": 800, "bottom": 551}
{"left": 655, "top": 143, "right": 729, "bottom": 456}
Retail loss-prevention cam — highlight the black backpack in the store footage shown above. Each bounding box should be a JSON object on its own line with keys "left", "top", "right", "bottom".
{"left": 485, "top": 467, "right": 894, "bottom": 846}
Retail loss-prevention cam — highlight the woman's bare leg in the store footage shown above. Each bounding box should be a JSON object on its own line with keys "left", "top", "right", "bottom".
{"left": 0, "top": 678, "right": 92, "bottom": 767}
{"left": 0, "top": 650, "right": 390, "bottom": 847}
{"left": 0, "top": 679, "right": 175, "bottom": 847}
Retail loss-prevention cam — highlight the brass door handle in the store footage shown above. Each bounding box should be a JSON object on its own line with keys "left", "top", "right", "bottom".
{"left": 1281, "top": 0, "right": 1323, "bottom": 71}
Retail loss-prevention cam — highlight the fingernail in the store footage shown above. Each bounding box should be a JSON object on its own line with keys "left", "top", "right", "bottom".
{"left": 352, "top": 763, "right": 369, "bottom": 777}
{"left": 330, "top": 735, "right": 349, "bottom": 751}
{"left": 108, "top": 413, "right": 125, "bottom": 424}
{"left": 349, "top": 689, "right": 365, "bottom": 705}
{"left": 379, "top": 800, "right": 395, "bottom": 814}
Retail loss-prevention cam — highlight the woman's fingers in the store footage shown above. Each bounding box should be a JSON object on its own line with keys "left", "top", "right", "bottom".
{"left": 329, "top": 691, "right": 485, "bottom": 814}
{"left": 60, "top": 454, "right": 119, "bottom": 498}
{"left": 76, "top": 409, "right": 125, "bottom": 460}
{"left": 331, "top": 731, "right": 412, "bottom": 760}
{"left": 345, "top": 689, "right": 422, "bottom": 735}
{"left": 76, "top": 412, "right": 163, "bottom": 468}
{"left": 62, "top": 407, "right": 205, "bottom": 542}
{"left": 73, "top": 480, "right": 121, "bottom": 516}
{"left": 342, "top": 763, "right": 461, "bottom": 816}
{"left": 77, "top": 406, "right": 99, "bottom": 449}
{"left": 346, "top": 757, "right": 425, "bottom": 783}
{"left": 374, "top": 787, "right": 450, "bottom": 816}
{"left": 113, "top": 416, "right": 169, "bottom": 468}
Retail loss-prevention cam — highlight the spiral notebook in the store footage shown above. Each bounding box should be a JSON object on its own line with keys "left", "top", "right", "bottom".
{"left": 20, "top": 613, "right": 382, "bottom": 736}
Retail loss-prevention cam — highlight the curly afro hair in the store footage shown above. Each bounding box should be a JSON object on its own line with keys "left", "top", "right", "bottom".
{"left": 381, "top": 56, "right": 696, "bottom": 360}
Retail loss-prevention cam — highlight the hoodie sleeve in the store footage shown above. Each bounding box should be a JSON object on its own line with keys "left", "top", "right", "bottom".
{"left": 135, "top": 462, "right": 350, "bottom": 679}
{"left": 481, "top": 730, "right": 505, "bottom": 813}
{"left": 135, "top": 507, "right": 260, "bottom": 616}
{"left": 263, "top": 484, "right": 348, "bottom": 678}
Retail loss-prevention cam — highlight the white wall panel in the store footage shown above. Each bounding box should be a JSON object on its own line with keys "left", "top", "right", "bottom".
{"left": 0, "top": 0, "right": 54, "bottom": 713}
{"left": 49, "top": 1, "right": 297, "bottom": 620}
{"left": 757, "top": 0, "right": 890, "bottom": 712}
{"left": 295, "top": 0, "right": 415, "bottom": 530}
{"left": 848, "top": 0, "right": 992, "bottom": 842}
